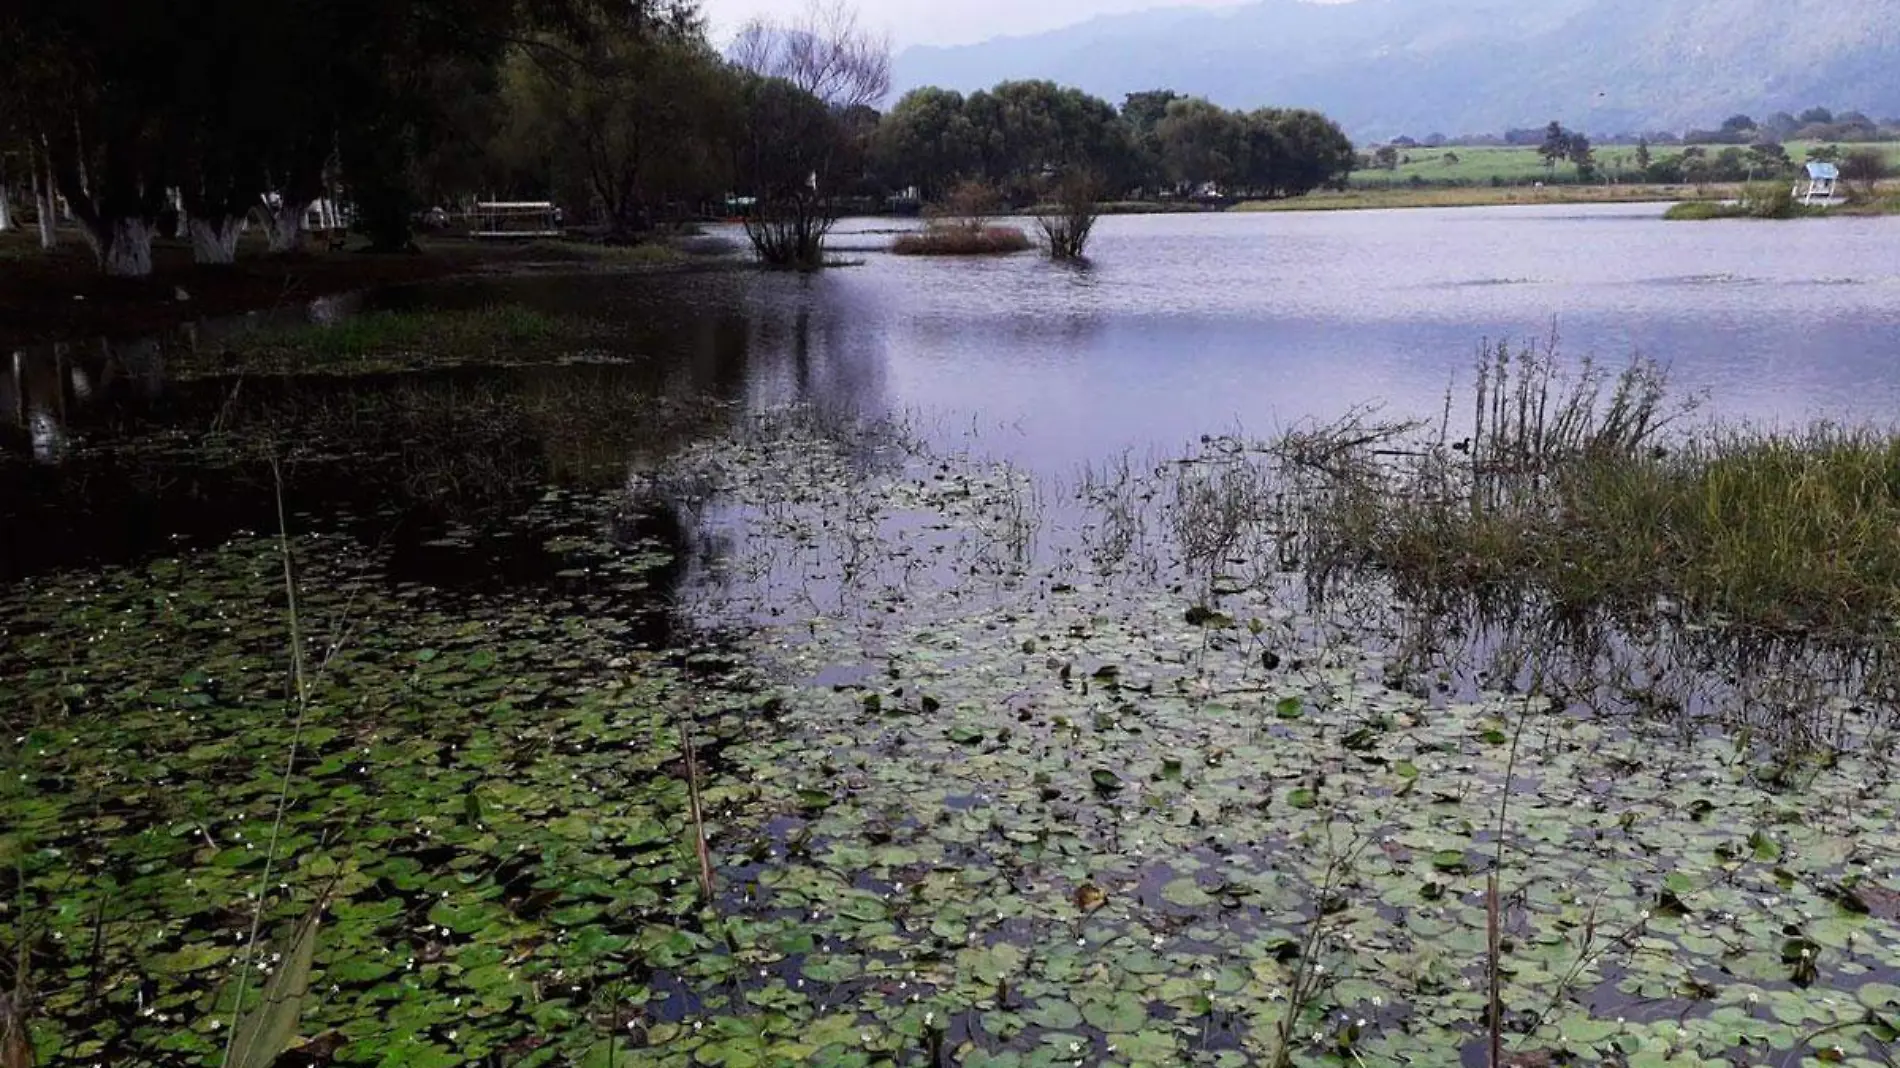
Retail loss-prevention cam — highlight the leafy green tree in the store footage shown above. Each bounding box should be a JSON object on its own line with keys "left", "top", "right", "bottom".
{"left": 1155, "top": 97, "right": 1246, "bottom": 191}
{"left": 1838, "top": 147, "right": 1888, "bottom": 200}
{"left": 1120, "top": 90, "right": 1184, "bottom": 137}
{"left": 961, "top": 81, "right": 1135, "bottom": 202}
{"left": 1120, "top": 89, "right": 1183, "bottom": 189}
{"left": 1746, "top": 140, "right": 1792, "bottom": 175}
{"left": 872, "top": 87, "right": 980, "bottom": 200}
{"left": 1567, "top": 131, "right": 1595, "bottom": 179}
{"left": 1538, "top": 121, "right": 1570, "bottom": 178}
{"left": 4, "top": 0, "right": 188, "bottom": 274}
{"left": 504, "top": 5, "right": 735, "bottom": 239}
{"left": 1643, "top": 154, "right": 1684, "bottom": 184}
{"left": 1249, "top": 108, "right": 1354, "bottom": 196}
{"left": 3, "top": 0, "right": 640, "bottom": 270}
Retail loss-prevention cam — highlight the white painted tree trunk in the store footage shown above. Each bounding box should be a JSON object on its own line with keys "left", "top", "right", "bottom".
{"left": 0, "top": 186, "right": 13, "bottom": 231}
{"left": 266, "top": 200, "right": 312, "bottom": 254}
{"left": 89, "top": 217, "right": 155, "bottom": 278}
{"left": 36, "top": 190, "right": 57, "bottom": 248}
{"left": 187, "top": 215, "right": 243, "bottom": 264}
{"left": 33, "top": 165, "right": 57, "bottom": 249}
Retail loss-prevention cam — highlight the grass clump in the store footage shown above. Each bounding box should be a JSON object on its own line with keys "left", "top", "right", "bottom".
{"left": 891, "top": 226, "right": 1032, "bottom": 256}
{"left": 894, "top": 179, "right": 1034, "bottom": 257}
{"left": 1661, "top": 200, "right": 1728, "bottom": 220}
{"left": 208, "top": 305, "right": 584, "bottom": 376}
{"left": 1665, "top": 182, "right": 1823, "bottom": 220}
{"left": 1294, "top": 343, "right": 1900, "bottom": 640}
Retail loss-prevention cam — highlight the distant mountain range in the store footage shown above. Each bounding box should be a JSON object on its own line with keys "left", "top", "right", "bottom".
{"left": 892, "top": 0, "right": 1900, "bottom": 141}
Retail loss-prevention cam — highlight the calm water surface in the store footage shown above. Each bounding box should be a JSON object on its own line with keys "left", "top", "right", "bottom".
{"left": 7, "top": 202, "right": 1900, "bottom": 482}
{"left": 422, "top": 202, "right": 1900, "bottom": 473}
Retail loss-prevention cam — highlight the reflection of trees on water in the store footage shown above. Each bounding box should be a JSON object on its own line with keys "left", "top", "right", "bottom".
{"left": 734, "top": 275, "right": 888, "bottom": 426}
{"left": 1, "top": 274, "right": 909, "bottom": 626}
{"left": 3, "top": 339, "right": 169, "bottom": 463}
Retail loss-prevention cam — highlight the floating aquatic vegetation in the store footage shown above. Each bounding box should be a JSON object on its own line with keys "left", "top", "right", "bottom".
{"left": 7, "top": 352, "right": 1900, "bottom": 1067}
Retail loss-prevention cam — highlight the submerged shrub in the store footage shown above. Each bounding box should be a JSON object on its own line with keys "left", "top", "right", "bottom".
{"left": 1036, "top": 170, "right": 1104, "bottom": 261}
{"left": 891, "top": 226, "right": 1032, "bottom": 256}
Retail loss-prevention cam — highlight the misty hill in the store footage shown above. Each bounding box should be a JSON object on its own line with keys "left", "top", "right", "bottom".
{"left": 892, "top": 0, "right": 1900, "bottom": 141}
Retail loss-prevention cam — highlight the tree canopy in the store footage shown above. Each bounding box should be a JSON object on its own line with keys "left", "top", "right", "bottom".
{"left": 2, "top": 0, "right": 1362, "bottom": 275}
{"left": 872, "top": 83, "right": 1353, "bottom": 204}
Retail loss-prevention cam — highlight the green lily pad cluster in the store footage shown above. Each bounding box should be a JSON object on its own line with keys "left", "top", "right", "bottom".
{"left": 629, "top": 420, "right": 1900, "bottom": 1066}
{"left": 7, "top": 370, "right": 1900, "bottom": 1068}
{"left": 0, "top": 523, "right": 770, "bottom": 1066}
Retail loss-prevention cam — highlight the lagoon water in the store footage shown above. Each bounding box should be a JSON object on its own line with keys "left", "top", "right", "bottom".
{"left": 395, "top": 202, "right": 1900, "bottom": 475}
{"left": 11, "top": 191, "right": 1900, "bottom": 1068}
{"left": 6, "top": 202, "right": 1900, "bottom": 571}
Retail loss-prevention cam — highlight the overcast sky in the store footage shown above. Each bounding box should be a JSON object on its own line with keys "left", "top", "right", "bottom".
{"left": 697, "top": 0, "right": 1261, "bottom": 49}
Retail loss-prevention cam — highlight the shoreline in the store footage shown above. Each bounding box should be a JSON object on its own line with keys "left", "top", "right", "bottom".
{"left": 1233, "top": 183, "right": 1717, "bottom": 213}
{"left": 0, "top": 232, "right": 732, "bottom": 349}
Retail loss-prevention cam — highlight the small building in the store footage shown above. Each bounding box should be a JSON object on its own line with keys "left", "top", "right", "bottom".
{"left": 1796, "top": 161, "right": 1839, "bottom": 206}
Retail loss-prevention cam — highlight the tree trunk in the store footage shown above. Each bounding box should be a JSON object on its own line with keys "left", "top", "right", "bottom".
{"left": 32, "top": 163, "right": 57, "bottom": 249}
{"left": 36, "top": 186, "right": 57, "bottom": 248}
{"left": 84, "top": 217, "right": 155, "bottom": 278}
{"left": 265, "top": 199, "right": 311, "bottom": 254}
{"left": 0, "top": 185, "right": 12, "bottom": 231}
{"left": 187, "top": 215, "right": 243, "bottom": 264}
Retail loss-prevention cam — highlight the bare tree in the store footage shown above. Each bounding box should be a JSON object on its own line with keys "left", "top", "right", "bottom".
{"left": 1036, "top": 170, "right": 1103, "bottom": 260}
{"left": 729, "top": 1, "right": 890, "bottom": 111}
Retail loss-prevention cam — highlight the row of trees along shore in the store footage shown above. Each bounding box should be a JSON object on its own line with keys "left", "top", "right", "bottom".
{"left": 1363, "top": 113, "right": 1895, "bottom": 189}
{"left": 0, "top": 0, "right": 1357, "bottom": 276}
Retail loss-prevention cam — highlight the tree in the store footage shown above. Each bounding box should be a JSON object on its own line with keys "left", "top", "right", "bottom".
{"left": 732, "top": 74, "right": 846, "bottom": 268}
{"left": 1721, "top": 114, "right": 1757, "bottom": 133}
{"left": 1120, "top": 89, "right": 1183, "bottom": 189}
{"left": 872, "top": 87, "right": 979, "bottom": 201}
{"left": 1747, "top": 140, "right": 1792, "bottom": 175}
{"left": 1120, "top": 90, "right": 1183, "bottom": 137}
{"left": 1643, "top": 154, "right": 1684, "bottom": 184}
{"left": 1539, "top": 121, "right": 1571, "bottom": 178}
{"left": 961, "top": 81, "right": 1135, "bottom": 201}
{"left": 1372, "top": 145, "right": 1400, "bottom": 171}
{"left": 505, "top": 5, "right": 735, "bottom": 240}
{"left": 1838, "top": 147, "right": 1888, "bottom": 200}
{"left": 2, "top": 0, "right": 620, "bottom": 272}
{"left": 730, "top": 0, "right": 890, "bottom": 111}
{"left": 1240, "top": 108, "right": 1353, "bottom": 198}
{"left": 1566, "top": 131, "right": 1595, "bottom": 179}
{"left": 1035, "top": 169, "right": 1101, "bottom": 260}
{"left": 1798, "top": 107, "right": 1834, "bottom": 126}
{"left": 1635, "top": 137, "right": 1651, "bottom": 171}
{"left": 1155, "top": 97, "right": 1246, "bottom": 191}
{"left": 1762, "top": 111, "right": 1800, "bottom": 139}
{"left": 4, "top": 0, "right": 184, "bottom": 275}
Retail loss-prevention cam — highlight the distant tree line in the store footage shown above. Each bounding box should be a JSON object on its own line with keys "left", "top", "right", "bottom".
{"left": 875, "top": 85, "right": 1355, "bottom": 204}
{"left": 1392, "top": 105, "right": 1899, "bottom": 152}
